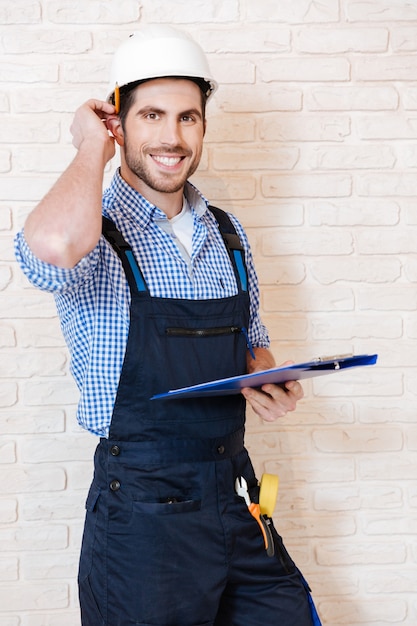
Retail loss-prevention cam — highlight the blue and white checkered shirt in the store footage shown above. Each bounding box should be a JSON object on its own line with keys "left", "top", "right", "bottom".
{"left": 15, "top": 170, "right": 269, "bottom": 437}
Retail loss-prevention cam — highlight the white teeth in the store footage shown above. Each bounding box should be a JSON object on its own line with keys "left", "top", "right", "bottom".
{"left": 153, "top": 155, "right": 182, "bottom": 166}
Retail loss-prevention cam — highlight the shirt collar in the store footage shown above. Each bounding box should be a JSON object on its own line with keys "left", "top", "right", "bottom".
{"left": 105, "top": 169, "right": 209, "bottom": 229}
{"left": 184, "top": 181, "right": 209, "bottom": 218}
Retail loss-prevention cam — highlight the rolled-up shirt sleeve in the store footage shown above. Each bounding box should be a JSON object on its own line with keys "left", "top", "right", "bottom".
{"left": 14, "top": 230, "right": 100, "bottom": 294}
{"left": 228, "top": 215, "right": 270, "bottom": 350}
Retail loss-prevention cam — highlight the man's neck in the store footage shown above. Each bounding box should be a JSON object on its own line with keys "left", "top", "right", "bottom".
{"left": 119, "top": 167, "right": 185, "bottom": 219}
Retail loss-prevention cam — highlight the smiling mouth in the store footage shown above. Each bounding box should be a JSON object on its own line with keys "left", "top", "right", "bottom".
{"left": 152, "top": 155, "right": 184, "bottom": 167}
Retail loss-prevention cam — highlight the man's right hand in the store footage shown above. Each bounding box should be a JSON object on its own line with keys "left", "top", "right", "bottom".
{"left": 70, "top": 99, "right": 117, "bottom": 165}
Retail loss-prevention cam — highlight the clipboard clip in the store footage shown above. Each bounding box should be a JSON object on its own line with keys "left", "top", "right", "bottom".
{"left": 312, "top": 353, "right": 354, "bottom": 370}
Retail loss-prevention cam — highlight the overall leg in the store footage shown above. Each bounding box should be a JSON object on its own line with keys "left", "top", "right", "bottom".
{"left": 82, "top": 457, "right": 230, "bottom": 626}
{"left": 214, "top": 452, "right": 319, "bottom": 626}
{"left": 214, "top": 529, "right": 315, "bottom": 626}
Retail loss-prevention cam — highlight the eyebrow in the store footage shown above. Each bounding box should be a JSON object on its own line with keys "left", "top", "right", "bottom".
{"left": 137, "top": 106, "right": 203, "bottom": 120}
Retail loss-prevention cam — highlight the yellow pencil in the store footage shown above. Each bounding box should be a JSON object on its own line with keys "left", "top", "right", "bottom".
{"left": 114, "top": 83, "right": 120, "bottom": 114}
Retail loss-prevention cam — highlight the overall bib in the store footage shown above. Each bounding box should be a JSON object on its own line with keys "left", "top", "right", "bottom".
{"left": 78, "top": 209, "right": 318, "bottom": 626}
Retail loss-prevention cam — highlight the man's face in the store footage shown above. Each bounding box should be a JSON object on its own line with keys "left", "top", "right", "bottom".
{"left": 118, "top": 78, "right": 206, "bottom": 201}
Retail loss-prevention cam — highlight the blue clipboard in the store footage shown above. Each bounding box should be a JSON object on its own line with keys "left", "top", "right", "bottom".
{"left": 151, "top": 353, "right": 378, "bottom": 400}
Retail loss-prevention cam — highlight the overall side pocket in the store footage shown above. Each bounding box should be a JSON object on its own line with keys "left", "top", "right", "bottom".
{"left": 78, "top": 483, "right": 101, "bottom": 583}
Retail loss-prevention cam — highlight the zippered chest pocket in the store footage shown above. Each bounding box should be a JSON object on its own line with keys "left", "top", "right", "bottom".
{"left": 165, "top": 325, "right": 255, "bottom": 358}
{"left": 146, "top": 314, "right": 251, "bottom": 395}
{"left": 166, "top": 325, "right": 240, "bottom": 338}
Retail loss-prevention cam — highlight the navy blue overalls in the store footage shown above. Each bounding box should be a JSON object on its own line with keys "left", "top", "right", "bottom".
{"left": 78, "top": 207, "right": 320, "bottom": 626}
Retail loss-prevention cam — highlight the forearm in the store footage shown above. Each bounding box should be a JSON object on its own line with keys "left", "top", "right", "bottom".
{"left": 24, "top": 144, "right": 106, "bottom": 268}
{"left": 24, "top": 99, "right": 116, "bottom": 269}
{"left": 246, "top": 346, "right": 276, "bottom": 374}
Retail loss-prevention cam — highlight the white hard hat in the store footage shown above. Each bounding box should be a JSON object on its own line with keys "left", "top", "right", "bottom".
{"left": 107, "top": 25, "right": 218, "bottom": 105}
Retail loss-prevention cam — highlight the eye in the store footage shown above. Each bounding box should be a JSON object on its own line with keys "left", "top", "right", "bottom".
{"left": 144, "top": 112, "right": 160, "bottom": 121}
{"left": 181, "top": 114, "right": 195, "bottom": 124}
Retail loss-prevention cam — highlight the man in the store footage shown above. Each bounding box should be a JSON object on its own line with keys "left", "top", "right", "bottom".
{"left": 15, "top": 25, "right": 320, "bottom": 626}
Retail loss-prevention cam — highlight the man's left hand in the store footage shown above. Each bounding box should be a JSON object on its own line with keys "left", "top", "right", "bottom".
{"left": 241, "top": 379, "right": 304, "bottom": 422}
{"left": 242, "top": 346, "right": 304, "bottom": 422}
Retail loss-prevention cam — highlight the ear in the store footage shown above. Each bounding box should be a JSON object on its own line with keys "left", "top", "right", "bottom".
{"left": 106, "top": 116, "right": 124, "bottom": 146}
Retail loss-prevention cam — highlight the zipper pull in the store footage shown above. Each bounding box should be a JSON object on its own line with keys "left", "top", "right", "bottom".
{"left": 241, "top": 327, "right": 256, "bottom": 361}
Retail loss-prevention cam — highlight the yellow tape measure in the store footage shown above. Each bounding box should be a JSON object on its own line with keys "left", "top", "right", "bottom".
{"left": 259, "top": 473, "right": 279, "bottom": 518}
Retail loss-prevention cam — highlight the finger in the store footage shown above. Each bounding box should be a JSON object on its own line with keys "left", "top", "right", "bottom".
{"left": 284, "top": 380, "right": 304, "bottom": 399}
{"left": 249, "top": 397, "right": 288, "bottom": 422}
{"left": 241, "top": 387, "right": 288, "bottom": 421}
{"left": 242, "top": 380, "right": 304, "bottom": 422}
{"left": 261, "top": 381, "right": 303, "bottom": 403}
{"left": 85, "top": 98, "right": 116, "bottom": 115}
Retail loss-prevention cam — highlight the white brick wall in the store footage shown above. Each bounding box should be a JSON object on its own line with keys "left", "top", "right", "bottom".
{"left": 1, "top": 1, "right": 416, "bottom": 624}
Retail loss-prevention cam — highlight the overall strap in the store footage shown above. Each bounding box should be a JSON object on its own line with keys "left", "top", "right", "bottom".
{"left": 102, "top": 216, "right": 147, "bottom": 293}
{"left": 102, "top": 207, "right": 248, "bottom": 294}
{"left": 209, "top": 205, "right": 248, "bottom": 292}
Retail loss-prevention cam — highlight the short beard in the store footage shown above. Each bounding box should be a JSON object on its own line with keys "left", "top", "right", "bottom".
{"left": 124, "top": 142, "right": 201, "bottom": 195}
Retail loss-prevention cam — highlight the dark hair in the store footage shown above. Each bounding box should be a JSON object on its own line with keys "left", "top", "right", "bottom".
{"left": 114, "top": 77, "right": 208, "bottom": 128}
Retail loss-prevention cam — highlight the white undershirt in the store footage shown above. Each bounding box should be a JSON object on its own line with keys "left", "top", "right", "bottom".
{"left": 169, "top": 197, "right": 194, "bottom": 257}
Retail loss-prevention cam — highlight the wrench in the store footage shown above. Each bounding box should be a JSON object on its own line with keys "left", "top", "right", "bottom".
{"left": 235, "top": 476, "right": 274, "bottom": 557}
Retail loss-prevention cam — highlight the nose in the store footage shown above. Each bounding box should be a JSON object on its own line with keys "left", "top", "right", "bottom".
{"left": 158, "top": 116, "right": 182, "bottom": 146}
